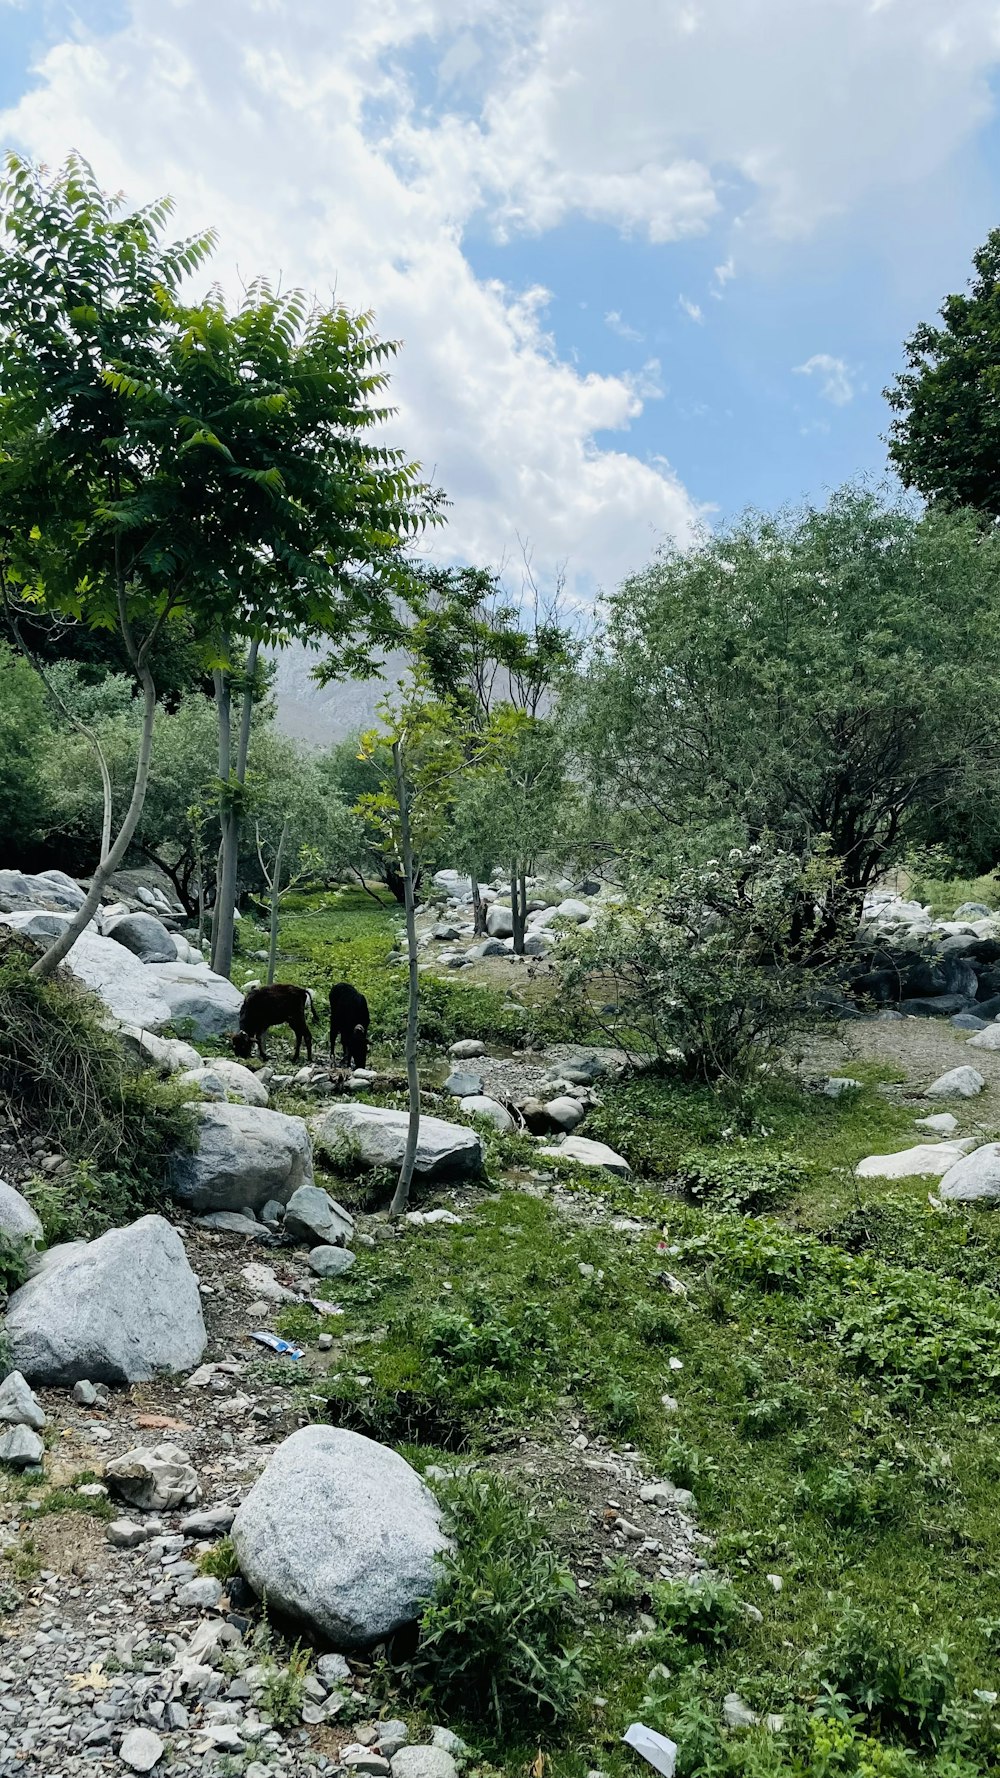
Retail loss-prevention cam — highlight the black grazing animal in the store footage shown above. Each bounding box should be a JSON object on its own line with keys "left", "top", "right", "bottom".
{"left": 232, "top": 984, "right": 315, "bottom": 1063}
{"left": 329, "top": 982, "right": 370, "bottom": 1068}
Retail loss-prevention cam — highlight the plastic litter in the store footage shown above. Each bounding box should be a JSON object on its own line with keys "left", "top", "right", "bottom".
{"left": 307, "top": 1299, "right": 345, "bottom": 1317}
{"left": 622, "top": 1724, "right": 678, "bottom": 1778}
{"left": 248, "top": 1332, "right": 305, "bottom": 1359}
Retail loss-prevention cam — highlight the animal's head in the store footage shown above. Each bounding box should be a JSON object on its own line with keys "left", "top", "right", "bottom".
{"left": 350, "top": 1022, "right": 369, "bottom": 1068}
{"left": 231, "top": 1030, "right": 253, "bottom": 1058}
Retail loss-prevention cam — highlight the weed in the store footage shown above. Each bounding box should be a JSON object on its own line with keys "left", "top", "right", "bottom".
{"left": 677, "top": 1149, "right": 811, "bottom": 1215}
{"left": 650, "top": 1577, "right": 744, "bottom": 1649}
{"left": 595, "top": 1556, "right": 644, "bottom": 1611}
{"left": 198, "top": 1536, "right": 240, "bottom": 1580}
{"left": 260, "top": 1643, "right": 310, "bottom": 1727}
{"left": 816, "top": 1611, "right": 955, "bottom": 1747}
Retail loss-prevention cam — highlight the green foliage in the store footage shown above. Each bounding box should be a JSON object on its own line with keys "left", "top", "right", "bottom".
{"left": 0, "top": 932, "right": 194, "bottom": 1238}
{"left": 404, "top": 1473, "right": 584, "bottom": 1730}
{"left": 650, "top": 1577, "right": 744, "bottom": 1648}
{"left": 259, "top": 1643, "right": 310, "bottom": 1727}
{"left": 0, "top": 644, "right": 58, "bottom": 857}
{"left": 572, "top": 488, "right": 1000, "bottom": 895}
{"left": 595, "top": 1555, "right": 644, "bottom": 1611}
{"left": 677, "top": 1150, "right": 811, "bottom": 1214}
{"left": 198, "top": 1536, "right": 240, "bottom": 1580}
{"left": 816, "top": 1612, "right": 956, "bottom": 1747}
{"left": 558, "top": 847, "right": 843, "bottom": 1087}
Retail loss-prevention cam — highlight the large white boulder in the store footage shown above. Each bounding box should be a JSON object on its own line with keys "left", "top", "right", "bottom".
{"left": 1, "top": 915, "right": 170, "bottom": 1028}
{"left": 0, "top": 1179, "right": 43, "bottom": 1248}
{"left": 939, "top": 1142, "right": 1000, "bottom": 1204}
{"left": 144, "top": 961, "right": 242, "bottom": 1038}
{"left": 5, "top": 1215, "right": 206, "bottom": 1386}
{"left": 0, "top": 869, "right": 86, "bottom": 912}
{"left": 231, "top": 1427, "right": 449, "bottom": 1648}
{"left": 169, "top": 1103, "right": 313, "bottom": 1212}
{"left": 968, "top": 1024, "right": 1000, "bottom": 1051}
{"left": 925, "top": 1066, "right": 987, "bottom": 1099}
{"left": 459, "top": 1095, "right": 515, "bottom": 1132}
{"left": 116, "top": 1026, "right": 203, "bottom": 1075}
{"left": 485, "top": 904, "right": 514, "bottom": 939}
{"left": 283, "top": 1184, "right": 354, "bottom": 1246}
{"left": 539, "top": 1134, "right": 631, "bottom": 1174}
{"left": 311, "top": 1103, "right": 483, "bottom": 1181}
{"left": 179, "top": 1059, "right": 269, "bottom": 1106}
{"left": 854, "top": 1139, "right": 976, "bottom": 1180}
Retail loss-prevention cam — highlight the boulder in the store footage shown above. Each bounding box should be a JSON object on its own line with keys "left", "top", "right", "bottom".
{"left": 312, "top": 1103, "right": 484, "bottom": 1182}
{"left": 0, "top": 1179, "right": 43, "bottom": 1248}
{"left": 168, "top": 1103, "right": 314, "bottom": 1213}
{"left": 0, "top": 1372, "right": 45, "bottom": 1430}
{"left": 916, "top": 1113, "right": 959, "bottom": 1135}
{"left": 0, "top": 1425, "right": 44, "bottom": 1468}
{"left": 969, "top": 1024, "right": 1000, "bottom": 1051}
{"left": 555, "top": 899, "right": 591, "bottom": 923}
{"left": 195, "top": 1211, "right": 271, "bottom": 1239}
{"left": 5, "top": 1215, "right": 206, "bottom": 1386}
{"left": 144, "top": 961, "right": 242, "bottom": 1039}
{"left": 284, "top": 1184, "right": 354, "bottom": 1247}
{"left": 939, "top": 1142, "right": 1000, "bottom": 1204}
{"left": 458, "top": 1095, "right": 515, "bottom": 1132}
{"left": 179, "top": 1066, "right": 228, "bottom": 1101}
{"left": 952, "top": 1015, "right": 989, "bottom": 1032}
{"left": 392, "top": 1753, "right": 458, "bottom": 1778}
{"left": 855, "top": 1139, "right": 977, "bottom": 1180}
{"left": 449, "top": 1040, "right": 485, "bottom": 1059}
{"left": 0, "top": 868, "right": 85, "bottom": 912}
{"left": 542, "top": 1095, "right": 587, "bottom": 1131}
{"left": 106, "top": 1442, "right": 200, "bottom": 1511}
{"left": 106, "top": 912, "right": 177, "bottom": 964}
{"left": 180, "top": 1058, "right": 269, "bottom": 1105}
{"left": 485, "top": 905, "right": 514, "bottom": 939}
{"left": 926, "top": 1066, "right": 986, "bottom": 1098}
{"left": 1, "top": 915, "right": 169, "bottom": 1029}
{"left": 522, "top": 932, "right": 552, "bottom": 956}
{"left": 444, "top": 1069, "right": 483, "bottom": 1097}
{"left": 823, "top": 1077, "right": 862, "bottom": 1098}
{"left": 468, "top": 939, "right": 508, "bottom": 959}
{"left": 955, "top": 901, "right": 995, "bottom": 921}
{"left": 901, "top": 995, "right": 968, "bottom": 1018}
{"left": 231, "top": 1426, "right": 449, "bottom": 1648}
{"left": 116, "top": 1026, "right": 202, "bottom": 1075}
{"left": 308, "top": 1245, "right": 357, "bottom": 1278}
{"left": 538, "top": 1135, "right": 631, "bottom": 1174}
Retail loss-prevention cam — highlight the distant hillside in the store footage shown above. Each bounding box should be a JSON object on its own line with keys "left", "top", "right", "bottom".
{"left": 269, "top": 642, "right": 408, "bottom": 746}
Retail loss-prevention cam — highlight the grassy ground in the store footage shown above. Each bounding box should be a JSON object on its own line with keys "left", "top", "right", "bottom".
{"left": 245, "top": 891, "right": 1000, "bottom": 1778}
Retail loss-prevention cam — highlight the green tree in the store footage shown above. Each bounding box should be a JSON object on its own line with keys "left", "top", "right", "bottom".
{"left": 0, "top": 643, "right": 57, "bottom": 856}
{"left": 251, "top": 747, "right": 362, "bottom": 984}
{"left": 0, "top": 153, "right": 438, "bottom": 980}
{"left": 572, "top": 488, "right": 1000, "bottom": 925}
{"left": 886, "top": 231, "right": 1000, "bottom": 516}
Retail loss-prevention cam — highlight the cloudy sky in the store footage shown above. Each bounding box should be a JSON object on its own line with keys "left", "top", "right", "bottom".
{"left": 3, "top": 0, "right": 1000, "bottom": 605}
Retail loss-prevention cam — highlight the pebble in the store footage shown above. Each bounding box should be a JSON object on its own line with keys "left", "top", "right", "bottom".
{"left": 176, "top": 1576, "right": 223, "bottom": 1609}
{"left": 107, "top": 1520, "right": 147, "bottom": 1549}
{"left": 119, "top": 1725, "right": 165, "bottom": 1770}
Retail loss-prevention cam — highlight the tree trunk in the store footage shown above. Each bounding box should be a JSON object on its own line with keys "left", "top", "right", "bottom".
{"left": 266, "top": 821, "right": 289, "bottom": 987}
{"left": 510, "top": 857, "right": 526, "bottom": 955}
{"left": 390, "top": 741, "right": 421, "bottom": 1218}
{"left": 211, "top": 638, "right": 260, "bottom": 980}
{"left": 196, "top": 860, "right": 206, "bottom": 948}
{"left": 210, "top": 665, "right": 232, "bottom": 970}
{"left": 471, "top": 876, "right": 486, "bottom": 937}
{"left": 31, "top": 665, "right": 158, "bottom": 980}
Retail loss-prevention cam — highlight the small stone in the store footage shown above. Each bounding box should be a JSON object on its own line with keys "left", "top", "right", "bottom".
{"left": 119, "top": 1725, "right": 164, "bottom": 1771}
{"left": 0, "top": 1425, "right": 44, "bottom": 1468}
{"left": 180, "top": 1506, "right": 236, "bottom": 1538}
{"left": 342, "top": 1751, "right": 391, "bottom": 1776}
{"left": 430, "top": 1729, "right": 469, "bottom": 1761}
{"left": 766, "top": 1573, "right": 783, "bottom": 1592}
{"left": 72, "top": 1380, "right": 99, "bottom": 1407}
{"left": 177, "top": 1574, "right": 223, "bottom": 1610}
{"left": 915, "top": 1113, "right": 959, "bottom": 1135}
{"left": 392, "top": 1748, "right": 459, "bottom": 1778}
{"left": 722, "top": 1693, "right": 758, "bottom": 1730}
{"left": 318, "top": 1334, "right": 334, "bottom": 1352}
{"left": 377, "top": 1720, "right": 410, "bottom": 1757}
{"left": 108, "top": 1520, "right": 148, "bottom": 1549}
{"left": 823, "top": 1077, "right": 862, "bottom": 1098}
{"left": 308, "top": 1245, "right": 356, "bottom": 1278}
{"left": 444, "top": 1070, "right": 483, "bottom": 1098}
{"left": 77, "top": 1481, "right": 108, "bottom": 1498}
{"left": 0, "top": 1372, "right": 45, "bottom": 1431}
{"left": 316, "top": 1652, "right": 351, "bottom": 1687}
{"left": 926, "top": 1065, "right": 986, "bottom": 1099}
{"left": 660, "top": 1394, "right": 679, "bottom": 1413}
{"left": 106, "top": 1442, "right": 199, "bottom": 1511}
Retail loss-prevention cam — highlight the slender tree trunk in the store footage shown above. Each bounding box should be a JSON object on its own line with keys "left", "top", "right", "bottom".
{"left": 31, "top": 666, "right": 158, "bottom": 980}
{"left": 471, "top": 876, "right": 485, "bottom": 937}
{"left": 196, "top": 859, "right": 206, "bottom": 948}
{"left": 210, "top": 665, "right": 232, "bottom": 970}
{"left": 510, "top": 857, "right": 526, "bottom": 955}
{"left": 390, "top": 741, "right": 421, "bottom": 1218}
{"left": 266, "top": 821, "right": 288, "bottom": 987}
{"left": 211, "top": 638, "right": 260, "bottom": 979}
{"left": 518, "top": 865, "right": 528, "bottom": 953}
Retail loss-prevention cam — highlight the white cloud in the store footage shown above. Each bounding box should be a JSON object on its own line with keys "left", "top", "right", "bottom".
{"left": 605, "top": 308, "right": 644, "bottom": 342}
{"left": 678, "top": 295, "right": 705, "bottom": 323}
{"left": 794, "top": 353, "right": 856, "bottom": 406}
{"left": 712, "top": 256, "right": 736, "bottom": 296}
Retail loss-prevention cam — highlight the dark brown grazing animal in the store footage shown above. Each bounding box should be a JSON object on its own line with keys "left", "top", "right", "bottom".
{"left": 232, "top": 984, "right": 315, "bottom": 1062}
{"left": 329, "top": 981, "right": 370, "bottom": 1069}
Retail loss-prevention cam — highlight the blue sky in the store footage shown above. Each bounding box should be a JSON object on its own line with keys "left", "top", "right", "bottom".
{"left": 3, "top": 0, "right": 1000, "bottom": 591}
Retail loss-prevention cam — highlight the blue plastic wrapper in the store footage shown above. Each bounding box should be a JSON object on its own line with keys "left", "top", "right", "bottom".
{"left": 248, "top": 1330, "right": 305, "bottom": 1359}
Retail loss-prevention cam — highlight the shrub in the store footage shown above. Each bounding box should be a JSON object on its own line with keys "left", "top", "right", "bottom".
{"left": 650, "top": 1577, "right": 743, "bottom": 1649}
{"left": 663, "top": 1438, "right": 718, "bottom": 1495}
{"left": 816, "top": 1610, "right": 955, "bottom": 1747}
{"left": 260, "top": 1643, "right": 310, "bottom": 1727}
{"left": 556, "top": 846, "right": 845, "bottom": 1088}
{"left": 403, "top": 1473, "right": 584, "bottom": 1731}
{"left": 198, "top": 1536, "right": 240, "bottom": 1580}
{"left": 595, "top": 1556, "right": 644, "bottom": 1611}
{"left": 677, "top": 1149, "right": 811, "bottom": 1214}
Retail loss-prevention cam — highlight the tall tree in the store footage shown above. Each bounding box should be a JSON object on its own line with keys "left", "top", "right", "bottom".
{"left": 572, "top": 488, "right": 1000, "bottom": 922}
{"left": 0, "top": 155, "right": 439, "bottom": 979}
{"left": 886, "top": 231, "right": 1000, "bottom": 516}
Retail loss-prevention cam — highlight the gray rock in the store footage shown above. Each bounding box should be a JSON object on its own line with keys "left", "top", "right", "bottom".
{"left": 0, "top": 1372, "right": 45, "bottom": 1431}
{"left": 968, "top": 1024, "right": 1000, "bottom": 1051}
{"left": 181, "top": 1506, "right": 236, "bottom": 1537}
{"left": 952, "top": 1014, "right": 989, "bottom": 1031}
{"left": 0, "top": 914, "right": 185, "bottom": 1031}
{"left": 195, "top": 1211, "right": 271, "bottom": 1239}
{"left": 444, "top": 1070, "right": 483, "bottom": 1098}
{"left": 143, "top": 960, "right": 243, "bottom": 1038}
{"left": 939, "top": 1141, "right": 1000, "bottom": 1204}
{"left": 823, "top": 1077, "right": 862, "bottom": 1098}
{"left": 458, "top": 1094, "right": 515, "bottom": 1132}
{"left": 0, "top": 1424, "right": 43, "bottom": 1467}
{"left": 308, "top": 1245, "right": 357, "bottom": 1278}
{"left": 522, "top": 932, "right": 552, "bottom": 956}
{"left": 391, "top": 1749, "right": 459, "bottom": 1778}
{"left": 115, "top": 1026, "right": 203, "bottom": 1076}
{"left": 377, "top": 1721, "right": 410, "bottom": 1757}
{"left": 485, "top": 904, "right": 514, "bottom": 939}
{"left": 284, "top": 1184, "right": 354, "bottom": 1247}
{"left": 955, "top": 902, "right": 994, "bottom": 921}
{"left": 449, "top": 1040, "right": 485, "bottom": 1058}
{"left": 231, "top": 1426, "right": 449, "bottom": 1648}
{"left": 543, "top": 1095, "right": 587, "bottom": 1131}
{"left": 107, "top": 1520, "right": 148, "bottom": 1548}
{"left": 432, "top": 924, "right": 463, "bottom": 942}
{"left": 316, "top": 1652, "right": 352, "bottom": 1687}
{"left": 430, "top": 1729, "right": 469, "bottom": 1760}
{"left": 176, "top": 1575, "right": 223, "bottom": 1609}
{"left": 555, "top": 898, "right": 591, "bottom": 923}
{"left": 184, "top": 1059, "right": 269, "bottom": 1106}
{"left": 926, "top": 1066, "right": 986, "bottom": 1098}
{"left": 722, "top": 1694, "right": 758, "bottom": 1731}
{"left": 855, "top": 1139, "right": 975, "bottom": 1180}
{"left": 106, "top": 1442, "right": 200, "bottom": 1511}
{"left": 916, "top": 1112, "right": 959, "bottom": 1135}
{"left": 73, "top": 1379, "right": 100, "bottom": 1406}
{"left": 119, "top": 1726, "right": 165, "bottom": 1771}
{"left": 312, "top": 1103, "right": 484, "bottom": 1182}
{"left": 0, "top": 1180, "right": 43, "bottom": 1248}
{"left": 106, "top": 913, "right": 177, "bottom": 964}
{"left": 538, "top": 1135, "right": 630, "bottom": 1174}
{"left": 468, "top": 939, "right": 508, "bottom": 959}
{"left": 260, "top": 1199, "right": 286, "bottom": 1230}
{"left": 168, "top": 1103, "right": 313, "bottom": 1213}
{"left": 5, "top": 1215, "right": 206, "bottom": 1386}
